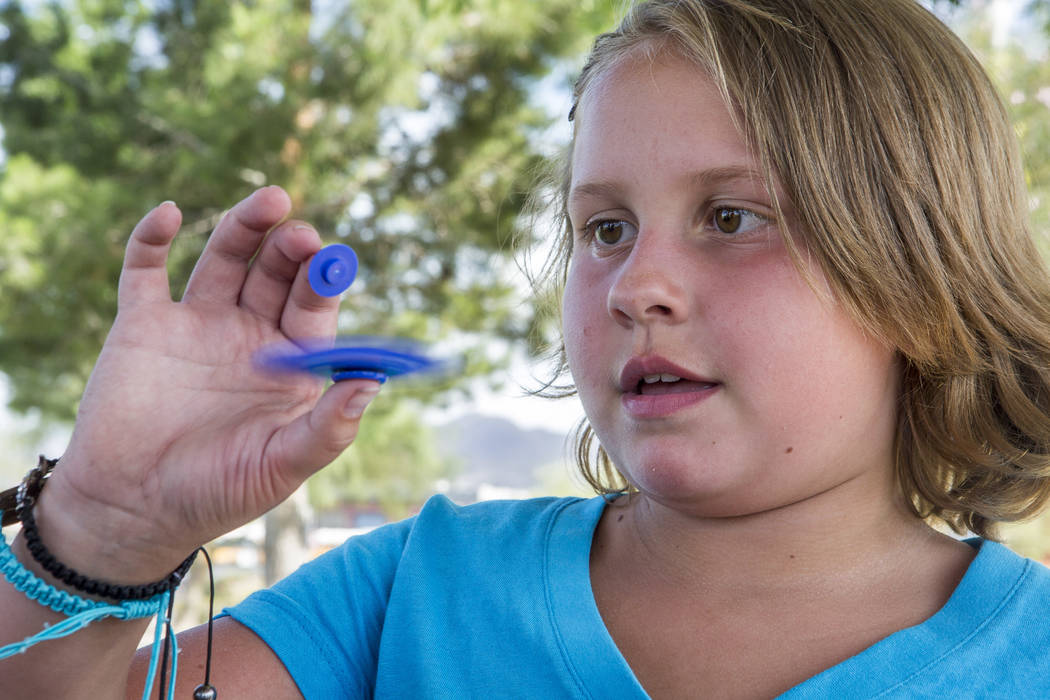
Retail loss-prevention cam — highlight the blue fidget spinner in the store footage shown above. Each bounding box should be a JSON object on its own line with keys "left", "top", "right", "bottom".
{"left": 280, "top": 247, "right": 443, "bottom": 383}
{"left": 257, "top": 337, "right": 443, "bottom": 384}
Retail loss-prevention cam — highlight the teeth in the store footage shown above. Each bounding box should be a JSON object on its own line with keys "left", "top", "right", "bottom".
{"left": 642, "top": 374, "right": 682, "bottom": 384}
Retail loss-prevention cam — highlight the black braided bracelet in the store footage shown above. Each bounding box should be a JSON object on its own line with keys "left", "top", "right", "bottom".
{"left": 13, "top": 456, "right": 198, "bottom": 600}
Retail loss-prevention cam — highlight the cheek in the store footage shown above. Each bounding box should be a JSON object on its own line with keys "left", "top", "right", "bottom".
{"left": 719, "top": 263, "right": 897, "bottom": 432}
{"left": 562, "top": 260, "right": 607, "bottom": 387}
{"left": 562, "top": 261, "right": 592, "bottom": 347}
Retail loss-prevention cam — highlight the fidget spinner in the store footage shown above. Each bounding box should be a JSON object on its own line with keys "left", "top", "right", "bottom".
{"left": 258, "top": 337, "right": 443, "bottom": 384}
{"left": 260, "top": 245, "right": 444, "bottom": 383}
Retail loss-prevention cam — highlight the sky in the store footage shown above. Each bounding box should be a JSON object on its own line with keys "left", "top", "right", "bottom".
{"left": 430, "top": 351, "right": 585, "bottom": 432}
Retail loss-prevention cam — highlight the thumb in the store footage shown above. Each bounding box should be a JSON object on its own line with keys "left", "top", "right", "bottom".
{"left": 272, "top": 379, "right": 382, "bottom": 483}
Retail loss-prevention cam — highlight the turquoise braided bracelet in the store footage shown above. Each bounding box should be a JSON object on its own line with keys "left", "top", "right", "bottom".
{"left": 0, "top": 516, "right": 166, "bottom": 659}
{"left": 0, "top": 533, "right": 166, "bottom": 620}
{"left": 0, "top": 511, "right": 177, "bottom": 700}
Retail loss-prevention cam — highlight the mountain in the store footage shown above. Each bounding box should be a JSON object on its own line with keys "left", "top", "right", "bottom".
{"left": 433, "top": 413, "right": 573, "bottom": 493}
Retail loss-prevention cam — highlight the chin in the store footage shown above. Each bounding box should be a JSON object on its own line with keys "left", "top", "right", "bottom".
{"left": 610, "top": 442, "right": 784, "bottom": 517}
{"left": 620, "top": 452, "right": 739, "bottom": 505}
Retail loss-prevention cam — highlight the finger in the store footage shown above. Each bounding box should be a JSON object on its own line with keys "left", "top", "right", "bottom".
{"left": 117, "top": 201, "right": 183, "bottom": 308}
{"left": 279, "top": 244, "right": 344, "bottom": 340}
{"left": 269, "top": 380, "right": 382, "bottom": 484}
{"left": 239, "top": 220, "right": 332, "bottom": 328}
{"left": 182, "top": 186, "right": 292, "bottom": 305}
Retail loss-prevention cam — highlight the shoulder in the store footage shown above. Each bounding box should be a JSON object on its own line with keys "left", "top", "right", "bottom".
{"left": 991, "top": 542, "right": 1050, "bottom": 627}
{"left": 288, "top": 493, "right": 601, "bottom": 578}
{"left": 968, "top": 540, "right": 1050, "bottom": 611}
{"left": 928, "top": 541, "right": 1050, "bottom": 692}
{"left": 411, "top": 493, "right": 594, "bottom": 534}
{"left": 221, "top": 495, "right": 602, "bottom": 697}
{"left": 805, "top": 540, "right": 1050, "bottom": 698}
{"left": 397, "top": 494, "right": 601, "bottom": 564}
{"left": 943, "top": 540, "right": 1050, "bottom": 645}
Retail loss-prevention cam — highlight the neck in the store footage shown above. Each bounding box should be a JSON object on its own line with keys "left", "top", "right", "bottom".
{"left": 595, "top": 470, "right": 952, "bottom": 604}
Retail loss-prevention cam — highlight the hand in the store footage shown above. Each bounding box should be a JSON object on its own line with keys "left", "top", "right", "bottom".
{"left": 37, "top": 186, "right": 380, "bottom": 583}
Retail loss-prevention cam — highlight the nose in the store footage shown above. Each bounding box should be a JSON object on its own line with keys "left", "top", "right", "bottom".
{"left": 606, "top": 231, "right": 689, "bottom": 328}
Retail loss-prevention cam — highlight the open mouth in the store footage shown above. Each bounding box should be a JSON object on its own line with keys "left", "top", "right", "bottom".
{"left": 619, "top": 361, "right": 721, "bottom": 418}
{"left": 634, "top": 374, "right": 718, "bottom": 396}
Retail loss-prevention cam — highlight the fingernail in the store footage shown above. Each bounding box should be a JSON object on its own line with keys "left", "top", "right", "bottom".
{"left": 159, "top": 200, "right": 176, "bottom": 208}
{"left": 343, "top": 387, "right": 380, "bottom": 419}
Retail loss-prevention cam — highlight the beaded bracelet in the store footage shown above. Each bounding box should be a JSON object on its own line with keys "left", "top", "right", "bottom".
{"left": 13, "top": 456, "right": 198, "bottom": 600}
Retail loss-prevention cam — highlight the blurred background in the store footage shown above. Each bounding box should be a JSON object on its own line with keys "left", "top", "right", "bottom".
{"left": 1, "top": 0, "right": 1049, "bottom": 633}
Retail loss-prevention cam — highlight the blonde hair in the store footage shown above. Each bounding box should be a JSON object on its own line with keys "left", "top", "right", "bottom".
{"left": 531, "top": 0, "right": 1050, "bottom": 538}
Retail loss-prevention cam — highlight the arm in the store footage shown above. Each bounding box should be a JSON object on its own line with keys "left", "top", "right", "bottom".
{"left": 126, "top": 618, "right": 304, "bottom": 700}
{"left": 0, "top": 186, "right": 380, "bottom": 698}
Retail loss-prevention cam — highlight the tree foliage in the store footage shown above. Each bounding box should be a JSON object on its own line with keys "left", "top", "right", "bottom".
{"left": 935, "top": 2, "right": 1050, "bottom": 250}
{"left": 0, "top": 0, "right": 615, "bottom": 413}
{"left": 0, "top": 0, "right": 617, "bottom": 506}
{"left": 311, "top": 400, "right": 457, "bottom": 518}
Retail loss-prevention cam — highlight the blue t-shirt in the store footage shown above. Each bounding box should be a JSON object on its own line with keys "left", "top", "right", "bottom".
{"left": 225, "top": 495, "right": 1050, "bottom": 698}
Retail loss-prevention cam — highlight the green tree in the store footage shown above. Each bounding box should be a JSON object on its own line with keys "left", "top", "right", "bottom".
{"left": 311, "top": 400, "right": 457, "bottom": 519}
{"left": 0, "top": 0, "right": 618, "bottom": 515}
{"left": 0, "top": 0, "right": 620, "bottom": 591}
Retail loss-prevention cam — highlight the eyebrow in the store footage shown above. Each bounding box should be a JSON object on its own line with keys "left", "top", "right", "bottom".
{"left": 689, "top": 166, "right": 768, "bottom": 189}
{"left": 569, "top": 166, "right": 770, "bottom": 205}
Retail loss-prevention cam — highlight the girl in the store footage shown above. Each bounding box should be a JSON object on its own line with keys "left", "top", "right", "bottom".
{"left": 3, "top": 1, "right": 1050, "bottom": 697}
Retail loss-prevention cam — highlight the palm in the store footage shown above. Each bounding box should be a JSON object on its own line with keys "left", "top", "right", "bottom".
{"left": 53, "top": 187, "right": 379, "bottom": 562}
{"left": 76, "top": 305, "right": 312, "bottom": 521}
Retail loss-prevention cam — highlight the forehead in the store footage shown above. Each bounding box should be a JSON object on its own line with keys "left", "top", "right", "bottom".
{"left": 569, "top": 51, "right": 772, "bottom": 201}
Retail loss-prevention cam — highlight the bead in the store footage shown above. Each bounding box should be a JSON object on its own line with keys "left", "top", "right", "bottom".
{"left": 193, "top": 683, "right": 218, "bottom": 700}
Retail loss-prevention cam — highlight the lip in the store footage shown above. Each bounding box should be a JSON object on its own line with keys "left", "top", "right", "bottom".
{"left": 619, "top": 355, "right": 717, "bottom": 392}
{"left": 619, "top": 355, "right": 720, "bottom": 419}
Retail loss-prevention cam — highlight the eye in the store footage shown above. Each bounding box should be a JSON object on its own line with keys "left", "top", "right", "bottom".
{"left": 711, "top": 207, "right": 768, "bottom": 235}
{"left": 584, "top": 219, "right": 638, "bottom": 247}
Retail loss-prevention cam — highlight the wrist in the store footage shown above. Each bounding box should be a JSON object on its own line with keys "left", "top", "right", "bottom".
{"left": 27, "top": 466, "right": 195, "bottom": 589}
{"left": 22, "top": 494, "right": 195, "bottom": 602}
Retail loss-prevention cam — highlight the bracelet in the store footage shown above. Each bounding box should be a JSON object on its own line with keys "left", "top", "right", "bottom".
{"left": 0, "top": 532, "right": 165, "bottom": 618}
{"left": 0, "top": 523, "right": 178, "bottom": 700}
{"left": 2, "top": 460, "right": 217, "bottom": 698}
{"left": 0, "top": 455, "right": 56, "bottom": 527}
{"left": 8, "top": 455, "right": 198, "bottom": 600}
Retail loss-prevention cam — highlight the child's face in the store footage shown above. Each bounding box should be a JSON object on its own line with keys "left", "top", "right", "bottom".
{"left": 562, "top": 51, "right": 901, "bottom": 517}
